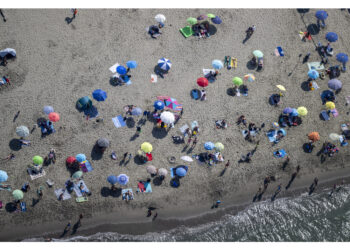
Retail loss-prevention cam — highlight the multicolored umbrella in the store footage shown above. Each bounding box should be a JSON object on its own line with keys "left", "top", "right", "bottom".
{"left": 164, "top": 98, "right": 180, "bottom": 110}
{"left": 212, "top": 60, "right": 223, "bottom": 69}
{"left": 117, "top": 174, "right": 129, "bottom": 185}
{"left": 315, "top": 10, "right": 328, "bottom": 20}
{"left": 197, "top": 77, "right": 209, "bottom": 88}
{"left": 92, "top": 89, "right": 107, "bottom": 102}
{"left": 107, "top": 175, "right": 118, "bottom": 185}
{"left": 308, "top": 70, "right": 319, "bottom": 79}
{"left": 214, "top": 142, "right": 224, "bottom": 151}
{"left": 204, "top": 142, "right": 215, "bottom": 150}
{"left": 157, "top": 58, "right": 172, "bottom": 71}
{"left": 253, "top": 50, "right": 264, "bottom": 58}
{"left": 155, "top": 14, "right": 166, "bottom": 23}
{"left": 325, "top": 101, "right": 335, "bottom": 110}
{"left": 326, "top": 32, "right": 338, "bottom": 42}
{"left": 211, "top": 16, "right": 222, "bottom": 24}
{"left": 0, "top": 170, "right": 8, "bottom": 183}
{"left": 141, "top": 142, "right": 153, "bottom": 153}
{"left": 187, "top": 17, "right": 198, "bottom": 25}
{"left": 117, "top": 65, "right": 127, "bottom": 75}
{"left": 48, "top": 112, "right": 60, "bottom": 122}
{"left": 76, "top": 154, "right": 86, "bottom": 163}
{"left": 244, "top": 74, "right": 255, "bottom": 82}
{"left": 43, "top": 106, "right": 54, "bottom": 115}
{"left": 72, "top": 171, "right": 83, "bottom": 179}
{"left": 297, "top": 106, "right": 308, "bottom": 117}
{"left": 33, "top": 155, "right": 43, "bottom": 165}
{"left": 154, "top": 100, "right": 165, "bottom": 110}
{"left": 126, "top": 61, "right": 138, "bottom": 69}
{"left": 146, "top": 165, "right": 157, "bottom": 174}
{"left": 308, "top": 132, "right": 320, "bottom": 142}
{"left": 328, "top": 79, "right": 342, "bottom": 90}
{"left": 160, "top": 111, "right": 175, "bottom": 124}
{"left": 16, "top": 126, "right": 29, "bottom": 138}
{"left": 232, "top": 77, "right": 243, "bottom": 86}
{"left": 12, "top": 189, "right": 24, "bottom": 200}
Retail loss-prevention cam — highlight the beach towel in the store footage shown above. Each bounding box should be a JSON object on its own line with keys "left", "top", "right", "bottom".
{"left": 331, "top": 108, "right": 339, "bottom": 117}
{"left": 191, "top": 89, "right": 200, "bottom": 100}
{"left": 112, "top": 115, "right": 126, "bottom": 128}
{"left": 311, "top": 81, "right": 320, "bottom": 90}
{"left": 267, "top": 130, "right": 277, "bottom": 142}
{"left": 151, "top": 74, "right": 158, "bottom": 83}
{"left": 307, "top": 62, "right": 325, "bottom": 71}
{"left": 77, "top": 180, "right": 90, "bottom": 195}
{"left": 20, "top": 202, "right": 26, "bottom": 212}
{"left": 73, "top": 184, "right": 83, "bottom": 197}
{"left": 144, "top": 182, "right": 152, "bottom": 193}
{"left": 191, "top": 121, "right": 199, "bottom": 130}
{"left": 146, "top": 153, "right": 153, "bottom": 162}
{"left": 274, "top": 149, "right": 286, "bottom": 158}
{"left": 179, "top": 26, "right": 194, "bottom": 38}
{"left": 170, "top": 168, "right": 175, "bottom": 178}
{"left": 122, "top": 188, "right": 134, "bottom": 200}
{"left": 276, "top": 46, "right": 284, "bottom": 56}
{"left": 46, "top": 179, "right": 54, "bottom": 187}
{"left": 137, "top": 182, "right": 146, "bottom": 193}
{"left": 321, "top": 110, "right": 330, "bottom": 121}
{"left": 109, "top": 63, "right": 120, "bottom": 74}
{"left": 203, "top": 69, "right": 215, "bottom": 76}
{"left": 80, "top": 160, "right": 93, "bottom": 172}
{"left": 54, "top": 188, "right": 72, "bottom": 200}
{"left": 76, "top": 197, "right": 88, "bottom": 203}
{"left": 27, "top": 169, "right": 46, "bottom": 180}
{"left": 179, "top": 124, "right": 189, "bottom": 135}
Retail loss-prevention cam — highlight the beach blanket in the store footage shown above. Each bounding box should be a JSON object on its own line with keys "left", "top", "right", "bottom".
{"left": 274, "top": 149, "right": 286, "bottom": 158}
{"left": 191, "top": 121, "right": 199, "bottom": 130}
{"left": 109, "top": 63, "right": 120, "bottom": 74}
{"left": 0, "top": 186, "right": 11, "bottom": 191}
{"left": 137, "top": 182, "right": 146, "bottom": 193}
{"left": 54, "top": 188, "right": 72, "bottom": 200}
{"left": 122, "top": 188, "right": 134, "bottom": 200}
{"left": 27, "top": 169, "right": 46, "bottom": 180}
{"left": 77, "top": 180, "right": 90, "bottom": 195}
{"left": 151, "top": 74, "right": 158, "bottom": 83}
{"left": 179, "top": 26, "right": 194, "bottom": 38}
{"left": 144, "top": 182, "right": 152, "bottom": 193}
{"left": 203, "top": 69, "right": 215, "bottom": 76}
{"left": 311, "top": 81, "right": 320, "bottom": 90}
{"left": 76, "top": 197, "right": 88, "bottom": 203}
{"left": 80, "top": 160, "right": 93, "bottom": 172}
{"left": 179, "top": 124, "right": 189, "bottom": 135}
{"left": 267, "top": 130, "right": 277, "bottom": 142}
{"left": 276, "top": 46, "right": 284, "bottom": 56}
{"left": 331, "top": 108, "right": 339, "bottom": 117}
{"left": 73, "top": 184, "right": 83, "bottom": 197}
{"left": 320, "top": 110, "right": 330, "bottom": 121}
{"left": 112, "top": 115, "right": 126, "bottom": 128}
{"left": 20, "top": 202, "right": 26, "bottom": 212}
{"left": 170, "top": 168, "right": 175, "bottom": 178}
{"left": 307, "top": 62, "right": 325, "bottom": 71}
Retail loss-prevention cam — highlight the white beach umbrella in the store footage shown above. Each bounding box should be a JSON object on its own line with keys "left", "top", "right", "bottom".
{"left": 329, "top": 133, "right": 340, "bottom": 141}
{"left": 160, "top": 111, "right": 175, "bottom": 124}
{"left": 155, "top": 14, "right": 166, "bottom": 23}
{"left": 158, "top": 168, "right": 168, "bottom": 176}
{"left": 16, "top": 126, "right": 29, "bottom": 138}
{"left": 180, "top": 156, "right": 193, "bottom": 162}
{"left": 146, "top": 165, "right": 157, "bottom": 174}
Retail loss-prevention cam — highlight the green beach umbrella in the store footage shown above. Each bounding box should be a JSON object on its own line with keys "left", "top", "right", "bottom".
{"left": 72, "top": 171, "right": 83, "bottom": 179}
{"left": 253, "top": 50, "right": 264, "bottom": 58}
{"left": 187, "top": 17, "right": 198, "bottom": 25}
{"left": 214, "top": 142, "right": 224, "bottom": 151}
{"left": 13, "top": 189, "right": 24, "bottom": 200}
{"left": 232, "top": 77, "right": 243, "bottom": 86}
{"left": 207, "top": 13, "right": 216, "bottom": 18}
{"left": 32, "top": 155, "right": 43, "bottom": 165}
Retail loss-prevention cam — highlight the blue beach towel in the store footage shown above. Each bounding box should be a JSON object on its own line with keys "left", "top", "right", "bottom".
{"left": 20, "top": 202, "right": 26, "bottom": 212}
{"left": 267, "top": 130, "right": 277, "bottom": 142}
{"left": 77, "top": 180, "right": 90, "bottom": 194}
{"left": 277, "top": 46, "right": 284, "bottom": 56}
{"left": 144, "top": 182, "right": 152, "bottom": 193}
{"left": 321, "top": 110, "right": 330, "bottom": 121}
{"left": 112, "top": 115, "right": 126, "bottom": 128}
{"left": 191, "top": 89, "right": 200, "bottom": 100}
{"left": 122, "top": 188, "right": 134, "bottom": 200}
{"left": 274, "top": 149, "right": 286, "bottom": 158}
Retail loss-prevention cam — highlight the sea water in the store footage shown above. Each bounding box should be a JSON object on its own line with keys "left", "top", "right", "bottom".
{"left": 24, "top": 185, "right": 350, "bottom": 242}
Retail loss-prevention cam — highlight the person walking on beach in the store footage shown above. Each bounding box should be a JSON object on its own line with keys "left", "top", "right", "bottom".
{"left": 253, "top": 186, "right": 263, "bottom": 202}
{"left": 77, "top": 214, "right": 83, "bottom": 227}
{"left": 152, "top": 212, "right": 158, "bottom": 221}
{"left": 71, "top": 9, "right": 77, "bottom": 19}
{"left": 2, "top": 153, "right": 15, "bottom": 161}
{"left": 13, "top": 110, "right": 20, "bottom": 122}
{"left": 282, "top": 156, "right": 290, "bottom": 171}
{"left": 64, "top": 221, "right": 71, "bottom": 232}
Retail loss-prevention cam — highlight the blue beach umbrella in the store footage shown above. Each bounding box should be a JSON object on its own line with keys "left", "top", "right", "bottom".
{"left": 336, "top": 53, "right": 348, "bottom": 63}
{"left": 126, "top": 61, "right": 137, "bottom": 69}
{"left": 107, "top": 175, "right": 118, "bottom": 185}
{"left": 117, "top": 174, "right": 129, "bottom": 185}
{"left": 291, "top": 108, "right": 299, "bottom": 117}
{"left": 131, "top": 107, "right": 142, "bottom": 116}
{"left": 154, "top": 100, "right": 165, "bottom": 110}
{"left": 92, "top": 89, "right": 107, "bottom": 102}
{"left": 204, "top": 142, "right": 215, "bottom": 150}
{"left": 176, "top": 167, "right": 187, "bottom": 177}
{"left": 0, "top": 170, "right": 8, "bottom": 183}
{"left": 326, "top": 32, "right": 338, "bottom": 42}
{"left": 315, "top": 10, "right": 328, "bottom": 20}
{"left": 308, "top": 70, "right": 319, "bottom": 79}
{"left": 43, "top": 106, "right": 54, "bottom": 115}
{"left": 211, "top": 16, "right": 222, "bottom": 24}
{"left": 117, "top": 65, "right": 127, "bottom": 75}
{"left": 76, "top": 154, "right": 86, "bottom": 163}
{"left": 212, "top": 60, "right": 223, "bottom": 69}
{"left": 283, "top": 107, "right": 293, "bottom": 114}
{"left": 157, "top": 58, "right": 172, "bottom": 71}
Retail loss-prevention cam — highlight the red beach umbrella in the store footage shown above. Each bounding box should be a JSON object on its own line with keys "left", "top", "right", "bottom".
{"left": 48, "top": 112, "right": 60, "bottom": 122}
{"left": 66, "top": 156, "right": 76, "bottom": 165}
{"left": 197, "top": 77, "right": 209, "bottom": 88}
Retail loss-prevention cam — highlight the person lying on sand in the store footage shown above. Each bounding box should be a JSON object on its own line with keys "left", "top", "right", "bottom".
{"left": 2, "top": 153, "right": 15, "bottom": 161}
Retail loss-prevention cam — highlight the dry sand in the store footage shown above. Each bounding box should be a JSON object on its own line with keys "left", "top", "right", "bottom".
{"left": 1, "top": 9, "right": 350, "bottom": 241}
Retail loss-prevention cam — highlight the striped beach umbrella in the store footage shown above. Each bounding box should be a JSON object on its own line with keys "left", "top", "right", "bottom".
{"left": 157, "top": 58, "right": 172, "bottom": 71}
{"left": 244, "top": 74, "right": 255, "bottom": 82}
{"left": 164, "top": 97, "right": 180, "bottom": 110}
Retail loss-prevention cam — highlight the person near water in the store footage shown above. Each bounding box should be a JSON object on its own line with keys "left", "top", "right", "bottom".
{"left": 64, "top": 221, "right": 71, "bottom": 232}
{"left": 271, "top": 184, "right": 282, "bottom": 201}
{"left": 2, "top": 153, "right": 15, "bottom": 161}
{"left": 253, "top": 186, "right": 263, "bottom": 202}
{"left": 282, "top": 156, "right": 290, "bottom": 170}
{"left": 152, "top": 212, "right": 158, "bottom": 221}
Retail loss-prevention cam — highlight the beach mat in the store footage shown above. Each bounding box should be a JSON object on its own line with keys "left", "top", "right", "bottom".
{"left": 27, "top": 169, "right": 46, "bottom": 181}
{"left": 307, "top": 62, "right": 325, "bottom": 71}
{"left": 122, "top": 188, "right": 134, "bottom": 200}
{"left": 20, "top": 202, "right": 26, "bottom": 212}
{"left": 112, "top": 115, "right": 126, "bottom": 128}
{"left": 0, "top": 185, "right": 11, "bottom": 191}
{"left": 179, "top": 26, "right": 194, "bottom": 38}
{"left": 80, "top": 160, "right": 93, "bottom": 172}
{"left": 54, "top": 188, "right": 71, "bottom": 200}
{"left": 145, "top": 182, "right": 152, "bottom": 193}
{"left": 170, "top": 168, "right": 175, "bottom": 178}
{"left": 76, "top": 197, "right": 88, "bottom": 203}
{"left": 77, "top": 180, "right": 90, "bottom": 194}
{"left": 266, "top": 130, "right": 277, "bottom": 142}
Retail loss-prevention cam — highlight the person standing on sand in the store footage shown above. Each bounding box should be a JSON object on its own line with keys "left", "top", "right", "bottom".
{"left": 71, "top": 9, "right": 77, "bottom": 19}
{"left": 225, "top": 160, "right": 230, "bottom": 169}
{"left": 191, "top": 137, "right": 198, "bottom": 149}
{"left": 253, "top": 186, "right": 263, "bottom": 202}
{"left": 282, "top": 156, "right": 290, "bottom": 170}
{"left": 77, "top": 214, "right": 83, "bottom": 227}
{"left": 152, "top": 212, "right": 158, "bottom": 221}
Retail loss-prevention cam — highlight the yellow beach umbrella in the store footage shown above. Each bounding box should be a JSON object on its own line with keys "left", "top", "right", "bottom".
{"left": 329, "top": 133, "right": 340, "bottom": 141}
{"left": 325, "top": 101, "right": 335, "bottom": 110}
{"left": 141, "top": 142, "right": 153, "bottom": 153}
{"left": 276, "top": 85, "right": 286, "bottom": 91}
{"left": 214, "top": 142, "right": 224, "bottom": 151}
{"left": 297, "top": 106, "right": 308, "bottom": 116}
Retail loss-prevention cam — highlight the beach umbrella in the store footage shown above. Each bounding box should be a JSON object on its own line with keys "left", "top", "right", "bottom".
{"left": 212, "top": 60, "right": 223, "bottom": 69}
{"left": 66, "top": 156, "right": 76, "bottom": 165}
{"left": 297, "top": 107, "right": 308, "bottom": 117}
{"left": 155, "top": 14, "right": 166, "bottom": 23}
{"left": 92, "top": 89, "right": 107, "bottom": 102}
{"left": 211, "top": 16, "right": 222, "bottom": 24}
{"left": 276, "top": 85, "right": 286, "bottom": 91}
{"left": 48, "top": 112, "right": 60, "bottom": 122}
{"left": 214, "top": 142, "right": 224, "bottom": 151}
{"left": 272, "top": 122, "right": 279, "bottom": 128}
{"left": 244, "top": 74, "right": 255, "bottom": 82}
{"left": 176, "top": 167, "right": 187, "bottom": 177}
{"left": 207, "top": 13, "right": 216, "bottom": 18}
{"left": 329, "top": 133, "right": 340, "bottom": 141}
{"left": 16, "top": 126, "right": 29, "bottom": 138}
{"left": 154, "top": 100, "right": 165, "bottom": 110}
{"left": 197, "top": 77, "right": 209, "bottom": 88}
{"left": 164, "top": 98, "right": 180, "bottom": 110}
{"left": 180, "top": 156, "right": 193, "bottom": 162}
{"left": 146, "top": 165, "right": 157, "bottom": 174}
{"left": 291, "top": 108, "right": 299, "bottom": 117}
{"left": 278, "top": 129, "right": 287, "bottom": 137}
{"left": 43, "top": 106, "right": 54, "bottom": 115}
{"left": 328, "top": 79, "right": 342, "bottom": 90}
{"left": 0, "top": 170, "right": 8, "bottom": 183}
{"left": 126, "top": 61, "right": 138, "bottom": 69}
{"left": 315, "top": 10, "right": 328, "bottom": 20}
{"left": 336, "top": 53, "right": 349, "bottom": 63}
{"left": 117, "top": 65, "right": 127, "bottom": 75}
{"left": 187, "top": 17, "right": 198, "bottom": 25}
{"left": 158, "top": 168, "right": 168, "bottom": 176}
{"left": 76, "top": 154, "right": 86, "bottom": 163}
{"left": 76, "top": 96, "right": 92, "bottom": 110}
{"left": 197, "top": 14, "right": 207, "bottom": 20}
{"left": 157, "top": 58, "right": 172, "bottom": 71}
{"left": 72, "top": 171, "right": 83, "bottom": 179}
{"left": 141, "top": 142, "right": 153, "bottom": 153}
{"left": 32, "top": 155, "right": 43, "bottom": 165}
{"left": 107, "top": 175, "right": 118, "bottom": 185}
{"left": 117, "top": 174, "right": 129, "bottom": 185}
{"left": 283, "top": 107, "right": 293, "bottom": 114}
{"left": 97, "top": 138, "right": 109, "bottom": 148}
{"left": 232, "top": 77, "right": 243, "bottom": 86}
{"left": 325, "top": 101, "right": 335, "bottom": 110}
{"left": 204, "top": 142, "right": 215, "bottom": 150}
{"left": 308, "top": 132, "right": 320, "bottom": 142}
{"left": 12, "top": 189, "right": 24, "bottom": 200}
{"left": 326, "top": 32, "right": 338, "bottom": 42}
{"left": 308, "top": 70, "right": 319, "bottom": 79}
{"left": 160, "top": 111, "right": 175, "bottom": 124}
{"left": 131, "top": 107, "right": 143, "bottom": 116}
{"left": 253, "top": 50, "right": 263, "bottom": 58}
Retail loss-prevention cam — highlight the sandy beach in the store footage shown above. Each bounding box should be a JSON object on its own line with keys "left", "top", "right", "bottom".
{"left": 1, "top": 9, "right": 350, "bottom": 241}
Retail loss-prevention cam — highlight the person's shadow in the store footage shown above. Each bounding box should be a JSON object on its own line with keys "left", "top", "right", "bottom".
{"left": 242, "top": 34, "right": 251, "bottom": 44}
{"left": 219, "top": 168, "right": 227, "bottom": 177}
{"left": 71, "top": 221, "right": 80, "bottom": 235}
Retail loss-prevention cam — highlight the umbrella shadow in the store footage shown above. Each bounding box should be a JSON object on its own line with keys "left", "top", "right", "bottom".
{"left": 5, "top": 202, "right": 17, "bottom": 213}
{"left": 208, "top": 24, "right": 217, "bottom": 36}
{"left": 126, "top": 117, "right": 135, "bottom": 128}
{"left": 134, "top": 155, "right": 147, "bottom": 165}
{"left": 297, "top": 9, "right": 310, "bottom": 14}
{"left": 130, "top": 133, "right": 139, "bottom": 141}
{"left": 226, "top": 88, "right": 236, "bottom": 97}
{"left": 154, "top": 65, "right": 168, "bottom": 79}
{"left": 246, "top": 60, "right": 257, "bottom": 70}
{"left": 307, "top": 24, "right": 320, "bottom": 35}
{"left": 37, "top": 117, "right": 47, "bottom": 125}
{"left": 153, "top": 176, "right": 163, "bottom": 186}
{"left": 302, "top": 143, "right": 314, "bottom": 153}
{"left": 100, "top": 187, "right": 122, "bottom": 197}
{"left": 9, "top": 138, "right": 22, "bottom": 151}
{"left": 170, "top": 177, "right": 180, "bottom": 188}
{"left": 66, "top": 162, "right": 80, "bottom": 176}
{"left": 151, "top": 127, "right": 168, "bottom": 139}
{"left": 301, "top": 81, "right": 310, "bottom": 91}
{"left": 91, "top": 144, "right": 103, "bottom": 160}
{"left": 219, "top": 168, "right": 227, "bottom": 177}
{"left": 109, "top": 77, "right": 124, "bottom": 87}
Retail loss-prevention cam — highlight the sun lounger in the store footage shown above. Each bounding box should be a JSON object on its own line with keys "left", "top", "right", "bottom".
{"left": 76, "top": 197, "right": 88, "bottom": 203}
{"left": 54, "top": 188, "right": 72, "bottom": 200}
{"left": 20, "top": 202, "right": 26, "bottom": 212}
{"left": 320, "top": 110, "right": 330, "bottom": 121}
{"left": 179, "top": 26, "right": 194, "bottom": 38}
{"left": 330, "top": 108, "right": 338, "bottom": 117}
{"left": 145, "top": 182, "right": 152, "bottom": 193}
{"left": 122, "top": 188, "right": 134, "bottom": 200}
{"left": 27, "top": 168, "right": 46, "bottom": 180}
